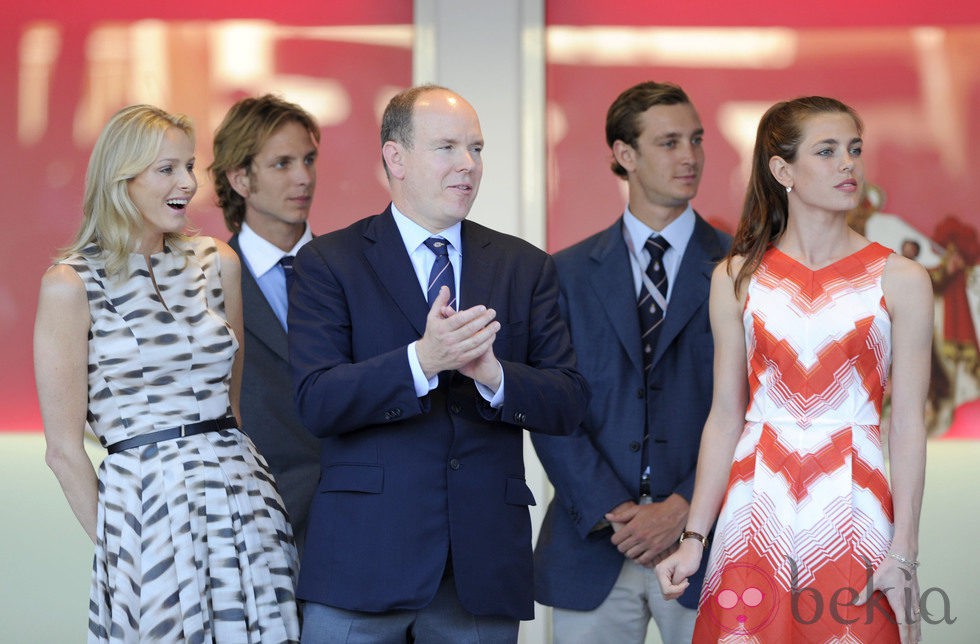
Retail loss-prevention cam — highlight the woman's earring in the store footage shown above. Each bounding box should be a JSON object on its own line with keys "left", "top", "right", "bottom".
{"left": 786, "top": 186, "right": 792, "bottom": 193}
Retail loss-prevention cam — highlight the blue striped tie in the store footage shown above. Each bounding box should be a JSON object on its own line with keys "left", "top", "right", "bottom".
{"left": 637, "top": 235, "right": 669, "bottom": 370}
{"left": 424, "top": 237, "right": 456, "bottom": 309}
{"left": 279, "top": 255, "right": 296, "bottom": 293}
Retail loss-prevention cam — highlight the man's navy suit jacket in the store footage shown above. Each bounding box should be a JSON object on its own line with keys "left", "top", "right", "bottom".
{"left": 229, "top": 234, "right": 320, "bottom": 554}
{"left": 532, "top": 214, "right": 730, "bottom": 610}
{"left": 288, "top": 208, "right": 589, "bottom": 620}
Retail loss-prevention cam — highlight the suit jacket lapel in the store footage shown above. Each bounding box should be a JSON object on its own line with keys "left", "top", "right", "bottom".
{"left": 459, "top": 220, "right": 499, "bottom": 311}
{"left": 230, "top": 234, "right": 290, "bottom": 362}
{"left": 364, "top": 208, "right": 430, "bottom": 337}
{"left": 588, "top": 221, "right": 644, "bottom": 375}
{"left": 650, "top": 213, "right": 725, "bottom": 369}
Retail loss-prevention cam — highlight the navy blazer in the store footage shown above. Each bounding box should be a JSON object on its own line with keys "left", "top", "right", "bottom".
{"left": 288, "top": 208, "right": 589, "bottom": 620}
{"left": 532, "top": 214, "right": 730, "bottom": 610}
{"left": 229, "top": 234, "right": 321, "bottom": 555}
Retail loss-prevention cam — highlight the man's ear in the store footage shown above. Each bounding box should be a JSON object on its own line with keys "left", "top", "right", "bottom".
{"left": 769, "top": 155, "right": 792, "bottom": 190}
{"left": 611, "top": 140, "right": 636, "bottom": 174}
{"left": 227, "top": 167, "right": 250, "bottom": 199}
{"left": 382, "top": 141, "right": 405, "bottom": 180}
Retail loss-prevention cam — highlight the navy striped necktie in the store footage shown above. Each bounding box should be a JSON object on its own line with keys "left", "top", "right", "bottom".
{"left": 638, "top": 235, "right": 669, "bottom": 370}
{"left": 424, "top": 237, "right": 456, "bottom": 309}
{"left": 279, "top": 255, "right": 296, "bottom": 292}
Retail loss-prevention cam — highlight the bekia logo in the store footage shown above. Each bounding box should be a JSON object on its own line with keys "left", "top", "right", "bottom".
{"left": 787, "top": 556, "right": 955, "bottom": 627}
{"left": 703, "top": 556, "right": 955, "bottom": 637}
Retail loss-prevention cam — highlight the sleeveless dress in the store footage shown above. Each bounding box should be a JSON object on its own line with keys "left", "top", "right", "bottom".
{"left": 61, "top": 237, "right": 299, "bottom": 643}
{"left": 694, "top": 243, "right": 899, "bottom": 643}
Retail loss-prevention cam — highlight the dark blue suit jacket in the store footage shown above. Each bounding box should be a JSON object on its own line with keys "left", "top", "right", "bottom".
{"left": 532, "top": 214, "right": 730, "bottom": 610}
{"left": 288, "top": 208, "right": 589, "bottom": 620}
{"left": 229, "top": 234, "right": 320, "bottom": 555}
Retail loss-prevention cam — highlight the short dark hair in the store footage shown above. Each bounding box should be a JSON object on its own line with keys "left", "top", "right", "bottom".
{"left": 210, "top": 94, "right": 320, "bottom": 233}
{"left": 605, "top": 81, "right": 693, "bottom": 178}
{"left": 380, "top": 84, "right": 451, "bottom": 176}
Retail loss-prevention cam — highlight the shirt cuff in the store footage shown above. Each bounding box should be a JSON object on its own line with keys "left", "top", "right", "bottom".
{"left": 474, "top": 363, "right": 505, "bottom": 408}
{"left": 408, "top": 342, "right": 438, "bottom": 397}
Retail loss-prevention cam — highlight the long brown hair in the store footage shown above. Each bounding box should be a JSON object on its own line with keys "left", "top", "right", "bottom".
{"left": 729, "top": 96, "right": 863, "bottom": 295}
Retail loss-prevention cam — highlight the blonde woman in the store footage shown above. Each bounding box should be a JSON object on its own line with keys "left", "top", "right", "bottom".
{"left": 34, "top": 105, "right": 299, "bottom": 642}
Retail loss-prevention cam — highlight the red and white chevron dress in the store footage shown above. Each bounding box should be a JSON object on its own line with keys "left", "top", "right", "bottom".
{"left": 694, "top": 243, "right": 900, "bottom": 643}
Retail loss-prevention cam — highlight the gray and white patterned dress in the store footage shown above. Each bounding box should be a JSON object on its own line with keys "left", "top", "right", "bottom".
{"left": 61, "top": 236, "right": 299, "bottom": 643}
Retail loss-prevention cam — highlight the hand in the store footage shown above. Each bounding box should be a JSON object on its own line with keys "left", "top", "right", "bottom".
{"left": 605, "top": 494, "right": 689, "bottom": 566}
{"left": 416, "top": 286, "right": 500, "bottom": 379}
{"left": 605, "top": 500, "right": 635, "bottom": 534}
{"left": 435, "top": 289, "right": 502, "bottom": 390}
{"left": 655, "top": 539, "right": 704, "bottom": 600}
{"left": 456, "top": 341, "right": 502, "bottom": 391}
{"left": 855, "top": 555, "right": 921, "bottom": 644}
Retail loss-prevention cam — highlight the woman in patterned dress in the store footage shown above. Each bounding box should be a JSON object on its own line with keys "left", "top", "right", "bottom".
{"left": 34, "top": 105, "right": 300, "bottom": 642}
{"left": 655, "top": 97, "right": 930, "bottom": 643}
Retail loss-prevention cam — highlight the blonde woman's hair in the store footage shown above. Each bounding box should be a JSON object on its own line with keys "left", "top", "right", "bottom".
{"left": 61, "top": 104, "right": 194, "bottom": 276}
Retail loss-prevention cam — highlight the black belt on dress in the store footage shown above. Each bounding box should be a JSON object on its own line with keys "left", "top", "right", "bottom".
{"left": 105, "top": 416, "right": 238, "bottom": 454}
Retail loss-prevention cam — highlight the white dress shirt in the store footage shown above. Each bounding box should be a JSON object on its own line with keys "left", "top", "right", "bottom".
{"left": 621, "top": 205, "right": 696, "bottom": 305}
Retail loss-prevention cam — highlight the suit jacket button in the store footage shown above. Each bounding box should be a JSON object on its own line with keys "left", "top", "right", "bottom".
{"left": 636, "top": 388, "right": 644, "bottom": 399}
{"left": 450, "top": 402, "right": 462, "bottom": 414}
{"left": 513, "top": 411, "right": 527, "bottom": 424}
{"left": 449, "top": 458, "right": 461, "bottom": 470}
{"left": 629, "top": 441, "right": 641, "bottom": 452}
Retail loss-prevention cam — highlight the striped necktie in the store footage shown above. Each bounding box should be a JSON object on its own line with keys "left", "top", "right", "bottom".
{"left": 423, "top": 237, "right": 456, "bottom": 309}
{"left": 637, "top": 235, "right": 669, "bottom": 370}
{"left": 279, "top": 254, "right": 296, "bottom": 293}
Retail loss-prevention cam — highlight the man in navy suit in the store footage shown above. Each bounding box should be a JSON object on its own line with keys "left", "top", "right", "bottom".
{"left": 289, "top": 84, "right": 589, "bottom": 643}
{"left": 211, "top": 94, "right": 321, "bottom": 554}
{"left": 531, "top": 81, "right": 731, "bottom": 643}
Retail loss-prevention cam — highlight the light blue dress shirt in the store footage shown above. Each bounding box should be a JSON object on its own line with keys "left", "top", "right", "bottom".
{"left": 237, "top": 221, "right": 314, "bottom": 329}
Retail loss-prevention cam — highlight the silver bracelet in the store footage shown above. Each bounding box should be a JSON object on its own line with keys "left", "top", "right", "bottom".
{"left": 887, "top": 551, "right": 920, "bottom": 570}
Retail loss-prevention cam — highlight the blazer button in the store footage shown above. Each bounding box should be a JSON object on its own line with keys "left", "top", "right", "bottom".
{"left": 449, "top": 458, "right": 461, "bottom": 470}
{"left": 513, "top": 411, "right": 527, "bottom": 424}
{"left": 449, "top": 402, "right": 462, "bottom": 414}
{"left": 629, "top": 440, "right": 641, "bottom": 452}
{"left": 636, "top": 388, "right": 644, "bottom": 399}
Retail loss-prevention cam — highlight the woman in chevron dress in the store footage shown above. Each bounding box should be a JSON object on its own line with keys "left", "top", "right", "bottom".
{"left": 35, "top": 105, "right": 299, "bottom": 642}
{"left": 656, "top": 97, "right": 930, "bottom": 643}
